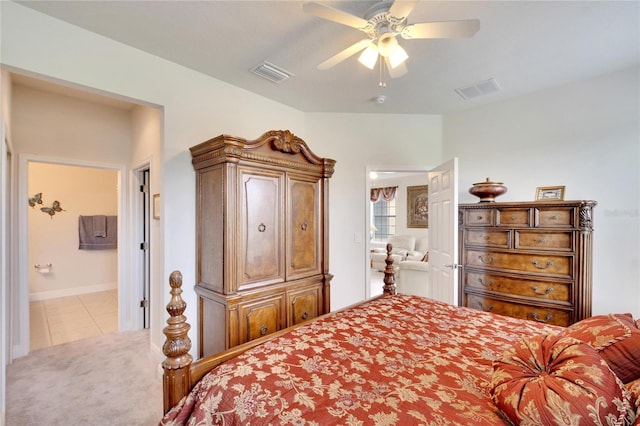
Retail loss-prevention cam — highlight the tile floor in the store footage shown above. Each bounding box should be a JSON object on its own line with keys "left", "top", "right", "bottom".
{"left": 29, "top": 290, "right": 118, "bottom": 350}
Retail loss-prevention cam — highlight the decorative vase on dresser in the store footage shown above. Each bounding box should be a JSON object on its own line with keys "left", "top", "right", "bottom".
{"left": 458, "top": 200, "right": 596, "bottom": 327}
{"left": 190, "top": 130, "right": 335, "bottom": 358}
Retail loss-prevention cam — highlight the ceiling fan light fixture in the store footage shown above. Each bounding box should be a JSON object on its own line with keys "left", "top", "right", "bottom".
{"left": 388, "top": 45, "right": 408, "bottom": 69}
{"left": 377, "top": 32, "right": 398, "bottom": 57}
{"left": 358, "top": 44, "right": 379, "bottom": 69}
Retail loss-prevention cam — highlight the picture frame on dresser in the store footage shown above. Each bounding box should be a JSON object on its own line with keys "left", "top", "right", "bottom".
{"left": 535, "top": 185, "right": 565, "bottom": 201}
{"left": 407, "top": 185, "right": 428, "bottom": 228}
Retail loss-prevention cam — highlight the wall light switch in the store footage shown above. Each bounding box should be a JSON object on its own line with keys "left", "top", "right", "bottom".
{"left": 353, "top": 232, "right": 362, "bottom": 243}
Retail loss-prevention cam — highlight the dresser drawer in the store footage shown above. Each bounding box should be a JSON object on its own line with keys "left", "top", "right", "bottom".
{"left": 515, "top": 231, "right": 573, "bottom": 251}
{"left": 465, "top": 250, "right": 573, "bottom": 277}
{"left": 466, "top": 293, "right": 571, "bottom": 326}
{"left": 536, "top": 207, "right": 575, "bottom": 227}
{"left": 465, "top": 229, "right": 510, "bottom": 248}
{"left": 463, "top": 209, "right": 494, "bottom": 226}
{"left": 464, "top": 271, "right": 571, "bottom": 302}
{"left": 496, "top": 208, "right": 531, "bottom": 227}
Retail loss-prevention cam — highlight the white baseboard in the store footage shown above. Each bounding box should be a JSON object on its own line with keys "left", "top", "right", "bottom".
{"left": 29, "top": 282, "right": 117, "bottom": 302}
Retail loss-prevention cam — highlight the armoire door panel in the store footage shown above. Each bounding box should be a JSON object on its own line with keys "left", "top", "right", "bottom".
{"left": 240, "top": 171, "right": 285, "bottom": 287}
{"left": 288, "top": 177, "right": 321, "bottom": 278}
{"left": 197, "top": 166, "right": 224, "bottom": 292}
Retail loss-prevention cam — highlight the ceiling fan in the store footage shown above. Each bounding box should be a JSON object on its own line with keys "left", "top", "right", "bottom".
{"left": 303, "top": 0, "right": 480, "bottom": 78}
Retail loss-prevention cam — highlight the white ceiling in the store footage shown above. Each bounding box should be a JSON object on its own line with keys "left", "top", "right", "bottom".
{"left": 15, "top": 0, "right": 640, "bottom": 115}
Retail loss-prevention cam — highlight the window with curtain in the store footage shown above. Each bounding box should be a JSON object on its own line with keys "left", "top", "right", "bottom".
{"left": 371, "top": 186, "right": 397, "bottom": 241}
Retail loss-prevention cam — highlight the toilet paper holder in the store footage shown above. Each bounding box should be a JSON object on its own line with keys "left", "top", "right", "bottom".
{"left": 34, "top": 263, "right": 52, "bottom": 271}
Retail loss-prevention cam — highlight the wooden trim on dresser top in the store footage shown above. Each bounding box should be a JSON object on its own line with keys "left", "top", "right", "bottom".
{"left": 162, "top": 244, "right": 398, "bottom": 414}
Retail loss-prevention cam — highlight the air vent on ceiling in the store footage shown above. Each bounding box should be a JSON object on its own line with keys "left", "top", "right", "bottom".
{"left": 455, "top": 78, "right": 501, "bottom": 100}
{"left": 250, "top": 61, "right": 294, "bottom": 84}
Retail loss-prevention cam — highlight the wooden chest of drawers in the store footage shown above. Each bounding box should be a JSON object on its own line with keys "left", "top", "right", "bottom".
{"left": 459, "top": 200, "right": 596, "bottom": 326}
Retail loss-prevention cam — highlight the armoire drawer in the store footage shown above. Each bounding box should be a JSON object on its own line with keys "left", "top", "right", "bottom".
{"left": 465, "top": 250, "right": 573, "bottom": 277}
{"left": 466, "top": 293, "right": 571, "bottom": 326}
{"left": 463, "top": 271, "right": 571, "bottom": 303}
{"left": 515, "top": 230, "right": 574, "bottom": 251}
{"left": 465, "top": 229, "right": 510, "bottom": 248}
{"left": 287, "top": 283, "right": 322, "bottom": 325}
{"left": 237, "top": 293, "right": 286, "bottom": 344}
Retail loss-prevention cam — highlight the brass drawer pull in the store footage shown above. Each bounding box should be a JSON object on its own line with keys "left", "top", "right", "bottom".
{"left": 260, "top": 324, "right": 268, "bottom": 336}
{"left": 531, "top": 285, "right": 553, "bottom": 296}
{"left": 479, "top": 255, "right": 494, "bottom": 264}
{"left": 258, "top": 223, "right": 266, "bottom": 232}
{"left": 483, "top": 236, "right": 490, "bottom": 240}
{"left": 477, "top": 302, "right": 493, "bottom": 312}
{"left": 301, "top": 222, "right": 308, "bottom": 231}
{"left": 301, "top": 311, "right": 309, "bottom": 320}
{"left": 550, "top": 215, "right": 558, "bottom": 220}
{"left": 532, "top": 260, "right": 553, "bottom": 269}
{"left": 536, "top": 238, "right": 548, "bottom": 244}
{"left": 476, "top": 215, "right": 483, "bottom": 220}
{"left": 531, "top": 312, "right": 553, "bottom": 323}
{"left": 478, "top": 278, "right": 494, "bottom": 287}
{"left": 510, "top": 215, "right": 516, "bottom": 220}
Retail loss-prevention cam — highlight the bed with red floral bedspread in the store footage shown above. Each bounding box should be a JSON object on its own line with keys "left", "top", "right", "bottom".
{"left": 160, "top": 274, "right": 640, "bottom": 425}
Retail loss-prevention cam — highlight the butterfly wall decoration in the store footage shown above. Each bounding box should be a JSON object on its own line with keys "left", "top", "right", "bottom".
{"left": 41, "top": 200, "right": 64, "bottom": 218}
{"left": 28, "top": 193, "right": 43, "bottom": 208}
{"left": 29, "top": 193, "right": 65, "bottom": 218}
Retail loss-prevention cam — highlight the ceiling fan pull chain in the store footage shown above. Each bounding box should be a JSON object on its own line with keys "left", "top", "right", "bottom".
{"left": 379, "top": 59, "right": 386, "bottom": 88}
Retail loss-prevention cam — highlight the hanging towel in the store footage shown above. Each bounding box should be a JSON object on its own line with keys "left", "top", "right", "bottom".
{"left": 93, "top": 215, "right": 107, "bottom": 237}
{"left": 79, "top": 215, "right": 118, "bottom": 250}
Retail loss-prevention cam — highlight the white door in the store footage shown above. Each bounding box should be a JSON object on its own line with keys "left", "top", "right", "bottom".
{"left": 428, "top": 158, "right": 459, "bottom": 305}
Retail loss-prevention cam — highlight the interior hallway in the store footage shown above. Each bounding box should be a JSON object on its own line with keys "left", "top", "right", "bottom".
{"left": 29, "top": 290, "right": 118, "bottom": 350}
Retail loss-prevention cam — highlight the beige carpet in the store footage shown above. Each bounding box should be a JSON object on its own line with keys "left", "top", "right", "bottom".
{"left": 7, "top": 329, "right": 163, "bottom": 426}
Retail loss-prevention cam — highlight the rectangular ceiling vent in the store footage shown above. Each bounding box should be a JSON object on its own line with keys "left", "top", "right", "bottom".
{"left": 250, "top": 61, "right": 294, "bottom": 84}
{"left": 455, "top": 78, "right": 501, "bottom": 100}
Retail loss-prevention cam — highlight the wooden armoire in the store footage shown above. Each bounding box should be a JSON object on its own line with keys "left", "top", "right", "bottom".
{"left": 190, "top": 130, "right": 335, "bottom": 358}
{"left": 458, "top": 200, "right": 596, "bottom": 327}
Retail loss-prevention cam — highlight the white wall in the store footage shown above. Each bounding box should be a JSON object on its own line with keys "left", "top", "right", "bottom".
{"left": 27, "top": 163, "right": 118, "bottom": 299}
{"left": 305, "top": 113, "right": 442, "bottom": 305}
{"left": 12, "top": 84, "right": 132, "bottom": 162}
{"left": 444, "top": 67, "right": 640, "bottom": 317}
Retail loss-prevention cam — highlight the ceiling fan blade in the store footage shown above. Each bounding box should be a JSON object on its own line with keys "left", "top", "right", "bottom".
{"left": 385, "top": 57, "right": 408, "bottom": 79}
{"left": 318, "top": 39, "right": 372, "bottom": 70}
{"left": 401, "top": 19, "right": 480, "bottom": 39}
{"left": 388, "top": 0, "right": 419, "bottom": 20}
{"left": 303, "top": 2, "right": 368, "bottom": 29}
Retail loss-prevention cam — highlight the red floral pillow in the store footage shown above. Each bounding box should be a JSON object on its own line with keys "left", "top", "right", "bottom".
{"left": 491, "top": 334, "right": 633, "bottom": 425}
{"left": 558, "top": 313, "right": 640, "bottom": 383}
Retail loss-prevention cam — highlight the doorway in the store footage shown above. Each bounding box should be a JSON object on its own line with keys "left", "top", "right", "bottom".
{"left": 27, "top": 162, "right": 120, "bottom": 350}
{"left": 9, "top": 72, "right": 162, "bottom": 359}
{"left": 365, "top": 167, "right": 430, "bottom": 298}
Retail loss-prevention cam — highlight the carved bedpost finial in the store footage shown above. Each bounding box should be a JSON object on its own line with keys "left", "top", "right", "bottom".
{"left": 383, "top": 243, "right": 397, "bottom": 295}
{"left": 162, "top": 271, "right": 193, "bottom": 413}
